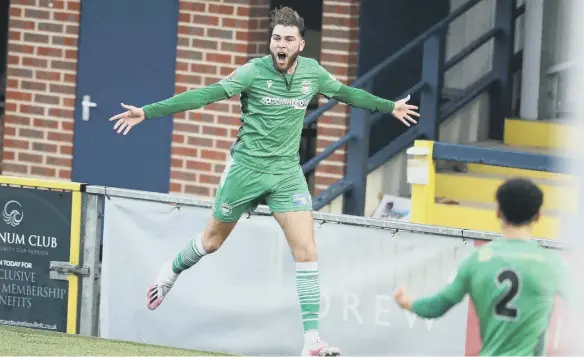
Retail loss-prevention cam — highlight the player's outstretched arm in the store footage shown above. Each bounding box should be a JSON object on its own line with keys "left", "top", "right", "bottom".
{"left": 316, "top": 64, "right": 419, "bottom": 127}
{"left": 108, "top": 84, "right": 230, "bottom": 135}
{"left": 394, "top": 285, "right": 461, "bottom": 319}
{"left": 333, "top": 86, "right": 419, "bottom": 127}
{"left": 394, "top": 255, "right": 472, "bottom": 319}
{"left": 109, "top": 62, "right": 257, "bottom": 135}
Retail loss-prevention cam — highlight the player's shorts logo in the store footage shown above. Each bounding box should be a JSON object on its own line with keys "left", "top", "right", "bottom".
{"left": 292, "top": 193, "right": 311, "bottom": 207}
{"left": 300, "top": 80, "right": 312, "bottom": 95}
{"left": 220, "top": 202, "right": 233, "bottom": 216}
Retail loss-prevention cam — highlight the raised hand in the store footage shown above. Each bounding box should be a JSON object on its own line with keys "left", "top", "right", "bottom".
{"left": 393, "top": 285, "right": 413, "bottom": 310}
{"left": 109, "top": 103, "right": 146, "bottom": 135}
{"left": 392, "top": 94, "right": 420, "bottom": 127}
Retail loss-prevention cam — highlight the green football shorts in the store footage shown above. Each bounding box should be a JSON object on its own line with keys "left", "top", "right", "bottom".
{"left": 212, "top": 156, "right": 313, "bottom": 222}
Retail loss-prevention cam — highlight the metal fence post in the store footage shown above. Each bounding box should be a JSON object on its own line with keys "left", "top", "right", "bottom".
{"left": 419, "top": 30, "right": 446, "bottom": 140}
{"left": 343, "top": 81, "right": 373, "bottom": 216}
{"left": 78, "top": 192, "right": 104, "bottom": 337}
{"left": 490, "top": 0, "right": 516, "bottom": 140}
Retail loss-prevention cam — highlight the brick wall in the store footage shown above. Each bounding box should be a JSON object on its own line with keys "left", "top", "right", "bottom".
{"left": 314, "top": 0, "right": 361, "bottom": 196}
{"left": 169, "top": 0, "right": 271, "bottom": 197}
{"left": 2, "top": 0, "right": 80, "bottom": 179}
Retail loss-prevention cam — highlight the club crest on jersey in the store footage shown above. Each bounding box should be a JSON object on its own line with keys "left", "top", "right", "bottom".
{"left": 300, "top": 80, "right": 312, "bottom": 94}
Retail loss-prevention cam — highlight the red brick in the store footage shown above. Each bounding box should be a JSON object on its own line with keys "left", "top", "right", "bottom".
{"left": 3, "top": 127, "right": 17, "bottom": 136}
{"left": 5, "top": 115, "right": 31, "bottom": 126}
{"left": 10, "top": 7, "right": 22, "bottom": 17}
{"left": 9, "top": 31, "right": 22, "bottom": 41}
{"left": 200, "top": 149, "right": 226, "bottom": 161}
{"left": 20, "top": 104, "right": 45, "bottom": 116}
{"left": 186, "top": 160, "right": 212, "bottom": 171}
{"left": 38, "top": 22, "right": 64, "bottom": 32}
{"left": 9, "top": 19, "right": 35, "bottom": 30}
{"left": 8, "top": 44, "right": 34, "bottom": 55}
{"left": 59, "top": 145, "right": 73, "bottom": 155}
{"left": 172, "top": 146, "right": 198, "bottom": 157}
{"left": 173, "top": 134, "right": 185, "bottom": 144}
{"left": 3, "top": 151, "right": 15, "bottom": 161}
{"left": 184, "top": 185, "right": 210, "bottom": 196}
{"left": 34, "top": 118, "right": 59, "bottom": 129}
{"left": 46, "top": 156, "right": 71, "bottom": 167}
{"left": 169, "top": 182, "right": 183, "bottom": 193}
{"left": 54, "top": 12, "right": 79, "bottom": 23}
{"left": 22, "top": 57, "right": 47, "bottom": 68}
{"left": 171, "top": 158, "right": 184, "bottom": 168}
{"left": 58, "top": 169, "right": 71, "bottom": 179}
{"left": 202, "top": 126, "right": 228, "bottom": 137}
{"left": 317, "top": 126, "right": 348, "bottom": 138}
{"left": 193, "top": 15, "right": 220, "bottom": 26}
{"left": 205, "top": 53, "right": 232, "bottom": 63}
{"left": 3, "top": 163, "right": 28, "bottom": 174}
{"left": 45, "top": 131, "right": 70, "bottom": 143}
{"left": 170, "top": 170, "right": 197, "bottom": 181}
{"left": 179, "top": 1, "right": 205, "bottom": 13}
{"left": 36, "top": 71, "right": 61, "bottom": 81}
{"left": 33, "top": 142, "right": 58, "bottom": 153}
{"left": 25, "top": 9, "right": 50, "bottom": 20}
{"left": 6, "top": 90, "right": 33, "bottom": 102}
{"left": 199, "top": 174, "right": 220, "bottom": 185}
{"left": 18, "top": 152, "right": 43, "bottom": 164}
{"left": 208, "top": 4, "right": 235, "bottom": 16}
{"left": 61, "top": 121, "right": 74, "bottom": 131}
{"left": 31, "top": 166, "right": 56, "bottom": 177}
{"left": 21, "top": 80, "right": 47, "bottom": 91}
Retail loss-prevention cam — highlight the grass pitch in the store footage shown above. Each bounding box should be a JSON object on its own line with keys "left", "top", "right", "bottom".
{"left": 0, "top": 325, "right": 231, "bottom": 356}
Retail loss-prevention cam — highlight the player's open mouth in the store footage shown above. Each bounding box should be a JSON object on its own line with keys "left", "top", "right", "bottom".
{"left": 276, "top": 52, "right": 287, "bottom": 64}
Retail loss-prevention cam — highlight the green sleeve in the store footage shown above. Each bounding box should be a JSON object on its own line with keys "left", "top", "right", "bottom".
{"left": 142, "top": 83, "right": 229, "bottom": 120}
{"left": 411, "top": 253, "right": 473, "bottom": 319}
{"left": 217, "top": 62, "right": 257, "bottom": 97}
{"left": 331, "top": 85, "right": 395, "bottom": 114}
{"left": 315, "top": 63, "right": 396, "bottom": 114}
{"left": 316, "top": 64, "right": 343, "bottom": 98}
{"left": 142, "top": 62, "right": 257, "bottom": 120}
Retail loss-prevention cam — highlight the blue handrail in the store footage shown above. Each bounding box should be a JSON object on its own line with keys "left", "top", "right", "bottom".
{"left": 303, "top": 0, "right": 497, "bottom": 127}
{"left": 304, "top": 0, "right": 525, "bottom": 214}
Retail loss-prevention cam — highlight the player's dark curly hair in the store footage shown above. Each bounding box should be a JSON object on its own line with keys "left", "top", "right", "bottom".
{"left": 496, "top": 178, "right": 543, "bottom": 226}
{"left": 269, "top": 6, "right": 306, "bottom": 38}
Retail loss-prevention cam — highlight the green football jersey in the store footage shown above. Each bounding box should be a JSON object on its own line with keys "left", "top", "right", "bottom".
{"left": 413, "top": 239, "right": 571, "bottom": 356}
{"left": 217, "top": 55, "right": 342, "bottom": 173}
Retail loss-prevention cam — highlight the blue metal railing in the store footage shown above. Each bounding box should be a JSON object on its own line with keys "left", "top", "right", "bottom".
{"left": 303, "top": 0, "right": 525, "bottom": 214}
{"left": 432, "top": 142, "right": 572, "bottom": 174}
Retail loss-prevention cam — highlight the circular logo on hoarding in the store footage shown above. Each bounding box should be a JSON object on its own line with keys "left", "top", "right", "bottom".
{"left": 3, "top": 200, "right": 23, "bottom": 227}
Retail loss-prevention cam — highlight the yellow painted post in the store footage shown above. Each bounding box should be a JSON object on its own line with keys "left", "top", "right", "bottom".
{"left": 407, "top": 140, "right": 436, "bottom": 224}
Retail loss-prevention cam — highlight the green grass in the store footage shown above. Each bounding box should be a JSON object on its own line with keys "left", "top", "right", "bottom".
{"left": 0, "top": 325, "right": 231, "bottom": 356}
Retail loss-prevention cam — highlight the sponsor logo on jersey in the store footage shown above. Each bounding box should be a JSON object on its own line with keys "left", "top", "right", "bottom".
{"left": 300, "top": 80, "right": 312, "bottom": 94}
{"left": 261, "top": 96, "right": 310, "bottom": 110}
{"left": 267, "top": 80, "right": 273, "bottom": 88}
